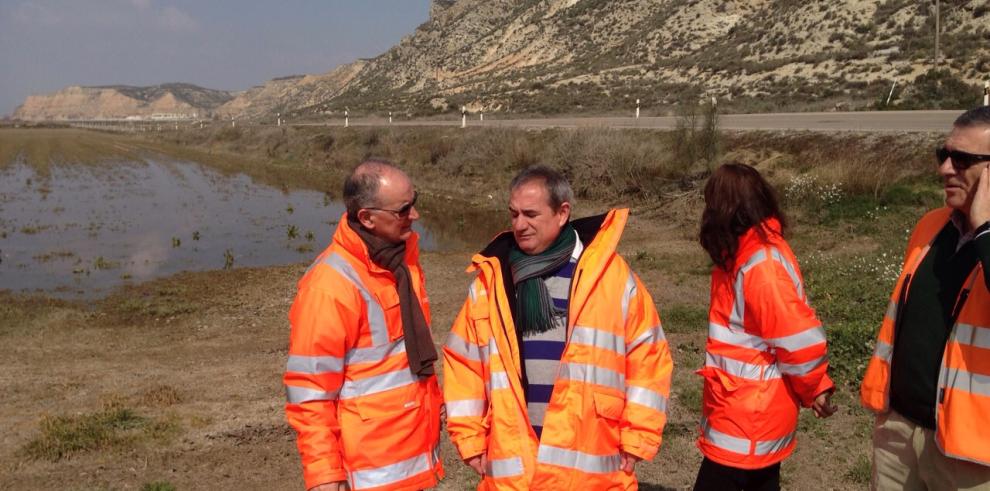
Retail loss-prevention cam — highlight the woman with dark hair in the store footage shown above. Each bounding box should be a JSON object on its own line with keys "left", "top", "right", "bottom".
{"left": 693, "top": 163, "right": 837, "bottom": 491}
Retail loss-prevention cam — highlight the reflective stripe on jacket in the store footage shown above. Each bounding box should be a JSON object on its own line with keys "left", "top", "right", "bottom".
{"left": 284, "top": 214, "right": 443, "bottom": 490}
{"left": 698, "top": 218, "right": 833, "bottom": 470}
{"left": 861, "top": 207, "right": 990, "bottom": 466}
{"left": 443, "top": 209, "right": 673, "bottom": 490}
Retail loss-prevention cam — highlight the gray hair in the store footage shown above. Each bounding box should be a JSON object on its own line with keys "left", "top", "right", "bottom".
{"left": 343, "top": 159, "right": 398, "bottom": 217}
{"left": 510, "top": 165, "right": 574, "bottom": 211}
{"left": 954, "top": 106, "right": 990, "bottom": 131}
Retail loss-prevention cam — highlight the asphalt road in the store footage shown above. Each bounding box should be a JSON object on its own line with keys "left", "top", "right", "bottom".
{"left": 298, "top": 110, "right": 962, "bottom": 133}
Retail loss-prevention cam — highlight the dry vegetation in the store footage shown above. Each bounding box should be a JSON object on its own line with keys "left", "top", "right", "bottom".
{"left": 0, "top": 125, "right": 947, "bottom": 489}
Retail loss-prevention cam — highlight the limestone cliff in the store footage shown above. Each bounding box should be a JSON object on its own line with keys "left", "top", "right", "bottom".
{"left": 13, "top": 83, "right": 232, "bottom": 121}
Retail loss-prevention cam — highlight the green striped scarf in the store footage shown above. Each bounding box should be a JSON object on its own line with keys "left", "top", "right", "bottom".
{"left": 509, "top": 223, "right": 576, "bottom": 335}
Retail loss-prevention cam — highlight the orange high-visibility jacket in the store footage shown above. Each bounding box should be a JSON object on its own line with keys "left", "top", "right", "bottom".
{"left": 861, "top": 207, "right": 990, "bottom": 466}
{"left": 698, "top": 218, "right": 833, "bottom": 470}
{"left": 443, "top": 209, "right": 673, "bottom": 490}
{"left": 284, "top": 214, "right": 443, "bottom": 491}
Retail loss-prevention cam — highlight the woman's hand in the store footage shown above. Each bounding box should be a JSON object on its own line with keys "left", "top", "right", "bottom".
{"left": 812, "top": 390, "right": 838, "bottom": 418}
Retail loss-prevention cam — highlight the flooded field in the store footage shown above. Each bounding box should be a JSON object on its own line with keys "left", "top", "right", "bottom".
{"left": 0, "top": 158, "right": 478, "bottom": 298}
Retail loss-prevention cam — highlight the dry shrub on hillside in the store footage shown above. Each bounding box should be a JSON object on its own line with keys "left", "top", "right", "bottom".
{"left": 729, "top": 132, "right": 936, "bottom": 198}
{"left": 549, "top": 129, "right": 689, "bottom": 201}
{"left": 435, "top": 128, "right": 542, "bottom": 177}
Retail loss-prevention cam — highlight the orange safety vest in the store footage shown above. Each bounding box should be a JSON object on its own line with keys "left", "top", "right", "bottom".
{"left": 697, "top": 218, "right": 833, "bottom": 470}
{"left": 861, "top": 207, "right": 990, "bottom": 466}
{"left": 443, "top": 209, "right": 673, "bottom": 490}
{"left": 284, "top": 214, "right": 444, "bottom": 491}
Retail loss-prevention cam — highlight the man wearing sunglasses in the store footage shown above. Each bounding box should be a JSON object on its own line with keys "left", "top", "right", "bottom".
{"left": 861, "top": 106, "right": 990, "bottom": 490}
{"left": 284, "top": 160, "right": 444, "bottom": 491}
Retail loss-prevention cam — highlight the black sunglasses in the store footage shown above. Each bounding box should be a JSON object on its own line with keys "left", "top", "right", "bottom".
{"left": 364, "top": 191, "right": 418, "bottom": 218}
{"left": 935, "top": 146, "right": 990, "bottom": 170}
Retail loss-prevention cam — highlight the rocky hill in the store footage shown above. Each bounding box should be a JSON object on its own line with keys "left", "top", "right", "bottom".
{"left": 214, "top": 61, "right": 366, "bottom": 119}
{"left": 325, "top": 0, "right": 990, "bottom": 115}
{"left": 13, "top": 83, "right": 233, "bottom": 121}
{"left": 15, "top": 0, "right": 990, "bottom": 120}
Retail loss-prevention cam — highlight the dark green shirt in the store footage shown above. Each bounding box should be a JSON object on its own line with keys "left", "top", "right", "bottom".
{"left": 889, "top": 217, "right": 990, "bottom": 429}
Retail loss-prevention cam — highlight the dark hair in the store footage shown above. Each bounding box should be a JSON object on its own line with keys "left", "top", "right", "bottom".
{"left": 343, "top": 159, "right": 397, "bottom": 217}
{"left": 699, "top": 162, "right": 787, "bottom": 271}
{"left": 509, "top": 165, "right": 574, "bottom": 211}
{"left": 954, "top": 106, "right": 990, "bottom": 129}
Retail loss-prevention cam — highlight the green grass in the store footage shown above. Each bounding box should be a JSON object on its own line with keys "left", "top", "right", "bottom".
{"left": 24, "top": 402, "right": 147, "bottom": 461}
{"left": 797, "top": 410, "right": 828, "bottom": 439}
{"left": 675, "top": 379, "right": 703, "bottom": 418}
{"left": 0, "top": 128, "right": 148, "bottom": 176}
{"left": 803, "top": 249, "right": 899, "bottom": 388}
{"left": 844, "top": 454, "right": 872, "bottom": 485}
{"left": 109, "top": 285, "right": 199, "bottom": 320}
{"left": 663, "top": 304, "right": 708, "bottom": 334}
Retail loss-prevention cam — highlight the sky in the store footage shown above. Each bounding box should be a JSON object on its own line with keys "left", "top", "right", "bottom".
{"left": 0, "top": 0, "right": 433, "bottom": 116}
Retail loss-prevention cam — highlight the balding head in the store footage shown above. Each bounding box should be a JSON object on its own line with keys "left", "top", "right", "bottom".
{"left": 343, "top": 159, "right": 406, "bottom": 217}
{"left": 344, "top": 159, "right": 419, "bottom": 243}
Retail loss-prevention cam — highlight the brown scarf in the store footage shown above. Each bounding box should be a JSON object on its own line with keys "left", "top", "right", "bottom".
{"left": 349, "top": 217, "right": 437, "bottom": 377}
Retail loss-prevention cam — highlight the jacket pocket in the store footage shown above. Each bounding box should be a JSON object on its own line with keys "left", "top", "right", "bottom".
{"left": 374, "top": 286, "right": 403, "bottom": 341}
{"left": 354, "top": 382, "right": 422, "bottom": 421}
{"left": 590, "top": 391, "right": 624, "bottom": 453}
{"left": 593, "top": 391, "right": 625, "bottom": 421}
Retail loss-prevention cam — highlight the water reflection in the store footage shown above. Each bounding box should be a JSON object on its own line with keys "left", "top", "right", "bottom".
{"left": 0, "top": 159, "right": 504, "bottom": 298}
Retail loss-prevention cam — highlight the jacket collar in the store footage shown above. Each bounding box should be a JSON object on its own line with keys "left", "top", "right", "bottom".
{"left": 737, "top": 217, "right": 784, "bottom": 250}
{"left": 468, "top": 209, "right": 629, "bottom": 321}
{"left": 332, "top": 212, "right": 421, "bottom": 274}
{"left": 473, "top": 209, "right": 622, "bottom": 266}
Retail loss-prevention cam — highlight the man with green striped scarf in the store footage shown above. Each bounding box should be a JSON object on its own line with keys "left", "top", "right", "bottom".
{"left": 445, "top": 165, "right": 673, "bottom": 488}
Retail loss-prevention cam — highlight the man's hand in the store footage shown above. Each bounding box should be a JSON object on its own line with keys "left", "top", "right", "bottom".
{"left": 309, "top": 482, "right": 345, "bottom": 491}
{"left": 440, "top": 402, "right": 447, "bottom": 427}
{"left": 620, "top": 451, "right": 642, "bottom": 473}
{"left": 465, "top": 454, "right": 488, "bottom": 477}
{"left": 812, "top": 391, "right": 838, "bottom": 418}
{"left": 970, "top": 164, "right": 990, "bottom": 230}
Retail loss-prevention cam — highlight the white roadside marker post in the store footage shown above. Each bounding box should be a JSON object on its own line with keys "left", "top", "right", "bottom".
{"left": 636, "top": 99, "right": 640, "bottom": 119}
{"left": 345, "top": 108, "right": 349, "bottom": 128}
{"left": 461, "top": 106, "right": 467, "bottom": 128}
{"left": 887, "top": 82, "right": 897, "bottom": 106}
{"left": 984, "top": 82, "right": 989, "bottom": 106}
{"left": 389, "top": 111, "right": 393, "bottom": 125}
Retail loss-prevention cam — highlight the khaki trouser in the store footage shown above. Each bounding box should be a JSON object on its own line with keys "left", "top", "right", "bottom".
{"left": 873, "top": 410, "right": 990, "bottom": 490}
